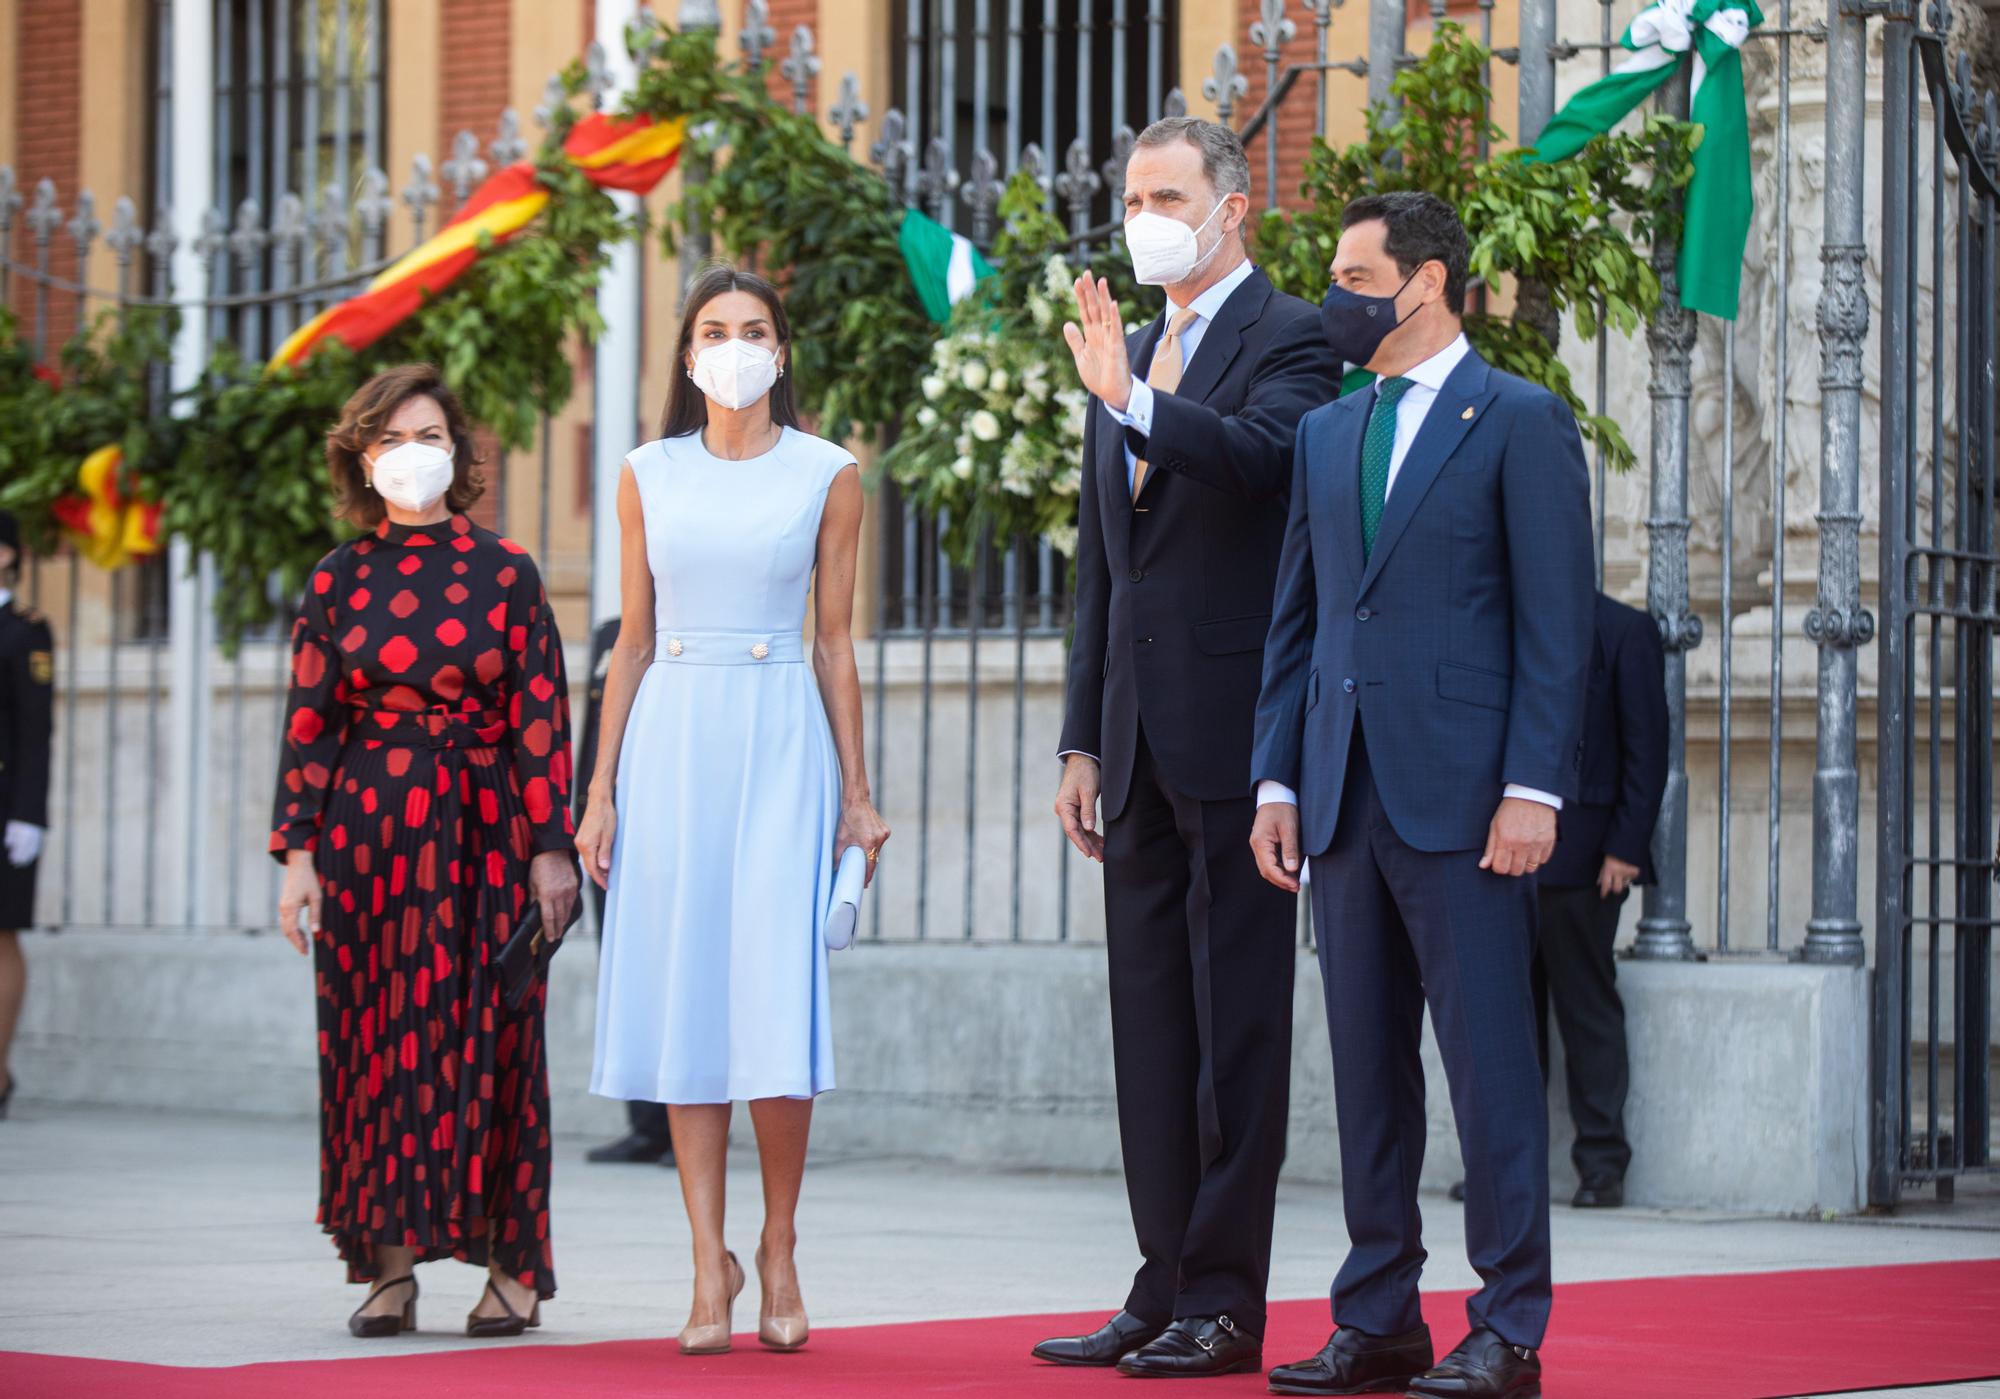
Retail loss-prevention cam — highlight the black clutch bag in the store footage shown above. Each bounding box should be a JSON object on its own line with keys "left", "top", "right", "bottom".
{"left": 498, "top": 889, "right": 584, "bottom": 1011}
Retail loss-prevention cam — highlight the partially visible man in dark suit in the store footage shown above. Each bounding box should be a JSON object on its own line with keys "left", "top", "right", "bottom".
{"left": 0, "top": 511, "right": 52, "bottom": 1120}
{"left": 1532, "top": 591, "right": 1666, "bottom": 1211}
{"left": 1038, "top": 116, "right": 1336, "bottom": 1380}
{"left": 576, "top": 615, "right": 674, "bottom": 1167}
{"left": 1250, "top": 191, "right": 1592, "bottom": 1399}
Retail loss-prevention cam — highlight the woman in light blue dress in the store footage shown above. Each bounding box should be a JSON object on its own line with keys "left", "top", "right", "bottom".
{"left": 576, "top": 266, "right": 888, "bottom": 1357}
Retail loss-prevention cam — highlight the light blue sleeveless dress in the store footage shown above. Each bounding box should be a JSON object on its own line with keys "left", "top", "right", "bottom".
{"left": 590, "top": 426, "right": 853, "bottom": 1104}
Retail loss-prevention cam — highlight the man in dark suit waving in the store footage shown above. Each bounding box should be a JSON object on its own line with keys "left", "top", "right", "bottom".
{"left": 1039, "top": 117, "right": 1336, "bottom": 1380}
{"left": 1250, "top": 192, "right": 1592, "bottom": 1399}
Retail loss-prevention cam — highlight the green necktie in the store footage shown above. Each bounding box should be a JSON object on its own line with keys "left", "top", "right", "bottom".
{"left": 1360, "top": 376, "right": 1414, "bottom": 558}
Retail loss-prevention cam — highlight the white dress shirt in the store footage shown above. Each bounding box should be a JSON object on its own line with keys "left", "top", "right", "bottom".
{"left": 1058, "top": 259, "right": 1259, "bottom": 766}
{"left": 1104, "top": 257, "right": 1258, "bottom": 493}
{"left": 1257, "top": 333, "right": 1562, "bottom": 814}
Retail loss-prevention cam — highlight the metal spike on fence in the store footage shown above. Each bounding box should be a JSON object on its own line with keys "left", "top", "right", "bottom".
{"left": 67, "top": 190, "right": 102, "bottom": 264}
{"left": 1054, "top": 137, "right": 1101, "bottom": 235}
{"left": 1163, "top": 87, "right": 1188, "bottom": 119}
{"left": 144, "top": 211, "right": 177, "bottom": 277}
{"left": 1250, "top": 0, "right": 1297, "bottom": 56}
{"left": 356, "top": 169, "right": 392, "bottom": 245}
{"left": 402, "top": 154, "right": 441, "bottom": 241}
{"left": 0, "top": 167, "right": 20, "bottom": 226}
{"left": 106, "top": 197, "right": 141, "bottom": 302}
{"left": 1203, "top": 46, "right": 1249, "bottom": 126}
{"left": 918, "top": 136, "right": 960, "bottom": 223}
{"left": 271, "top": 192, "right": 307, "bottom": 268}
{"left": 193, "top": 206, "right": 228, "bottom": 271}
{"left": 631, "top": 7, "right": 667, "bottom": 64}
{"left": 106, "top": 197, "right": 143, "bottom": 263}
{"left": 534, "top": 73, "right": 569, "bottom": 131}
{"left": 442, "top": 131, "right": 490, "bottom": 204}
{"left": 229, "top": 198, "right": 269, "bottom": 271}
{"left": 26, "top": 179, "right": 62, "bottom": 245}
{"left": 312, "top": 182, "right": 348, "bottom": 267}
{"left": 782, "top": 25, "right": 821, "bottom": 115}
{"left": 831, "top": 73, "right": 870, "bottom": 151}
{"left": 584, "top": 40, "right": 615, "bottom": 109}
{"left": 1017, "top": 141, "right": 1047, "bottom": 195}
{"left": 963, "top": 147, "right": 1004, "bottom": 243}
{"left": 1101, "top": 124, "right": 1137, "bottom": 207}
{"left": 871, "top": 108, "right": 912, "bottom": 189}
{"left": 490, "top": 109, "right": 528, "bottom": 168}
{"left": 741, "top": 0, "right": 776, "bottom": 69}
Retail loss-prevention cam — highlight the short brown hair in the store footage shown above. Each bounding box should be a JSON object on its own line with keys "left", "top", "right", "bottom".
{"left": 326, "top": 364, "right": 486, "bottom": 528}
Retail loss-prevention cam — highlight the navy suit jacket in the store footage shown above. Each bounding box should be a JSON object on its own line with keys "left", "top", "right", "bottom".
{"left": 1058, "top": 266, "right": 1336, "bottom": 821}
{"left": 1539, "top": 593, "right": 1668, "bottom": 888}
{"left": 1250, "top": 347, "right": 1595, "bottom": 854}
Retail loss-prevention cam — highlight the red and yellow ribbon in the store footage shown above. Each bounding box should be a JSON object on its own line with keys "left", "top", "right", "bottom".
{"left": 269, "top": 112, "right": 687, "bottom": 371}
{"left": 50, "top": 444, "right": 163, "bottom": 570}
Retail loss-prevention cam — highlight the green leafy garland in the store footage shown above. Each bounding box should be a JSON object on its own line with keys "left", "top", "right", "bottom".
{"left": 0, "top": 19, "right": 1697, "bottom": 635}
{"left": 1252, "top": 22, "right": 1697, "bottom": 473}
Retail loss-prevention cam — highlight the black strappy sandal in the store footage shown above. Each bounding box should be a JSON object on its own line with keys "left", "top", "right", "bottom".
{"left": 347, "top": 1275, "right": 418, "bottom": 1338}
{"left": 466, "top": 1277, "right": 543, "bottom": 1338}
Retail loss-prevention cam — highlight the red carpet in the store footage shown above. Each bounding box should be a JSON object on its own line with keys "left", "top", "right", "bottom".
{"left": 7, "top": 1260, "right": 1998, "bottom": 1398}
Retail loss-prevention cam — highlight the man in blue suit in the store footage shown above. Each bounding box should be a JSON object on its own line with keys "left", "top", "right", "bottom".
{"left": 1249, "top": 192, "right": 1592, "bottom": 1399}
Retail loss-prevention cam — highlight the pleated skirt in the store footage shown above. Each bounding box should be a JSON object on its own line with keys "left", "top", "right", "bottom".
{"left": 311, "top": 736, "right": 556, "bottom": 1296}
{"left": 592, "top": 657, "right": 839, "bottom": 1104}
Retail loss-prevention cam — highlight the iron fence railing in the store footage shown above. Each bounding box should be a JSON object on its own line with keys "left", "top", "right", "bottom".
{"left": 1871, "top": 1, "right": 1998, "bottom": 1206}
{"left": 3, "top": 1, "right": 1994, "bottom": 1194}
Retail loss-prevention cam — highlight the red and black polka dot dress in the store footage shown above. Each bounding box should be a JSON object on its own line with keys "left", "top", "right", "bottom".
{"left": 269, "top": 514, "right": 574, "bottom": 1298}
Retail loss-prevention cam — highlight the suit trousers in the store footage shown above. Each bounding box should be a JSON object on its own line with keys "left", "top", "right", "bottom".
{"left": 1534, "top": 884, "right": 1632, "bottom": 1184}
{"left": 1308, "top": 730, "right": 1553, "bottom": 1349}
{"left": 1102, "top": 726, "right": 1297, "bottom": 1337}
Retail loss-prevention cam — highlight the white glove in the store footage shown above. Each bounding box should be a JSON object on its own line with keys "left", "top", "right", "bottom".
{"left": 4, "top": 821, "right": 44, "bottom": 868}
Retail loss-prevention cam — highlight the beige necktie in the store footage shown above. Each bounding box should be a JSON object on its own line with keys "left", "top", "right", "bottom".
{"left": 1131, "top": 307, "right": 1201, "bottom": 499}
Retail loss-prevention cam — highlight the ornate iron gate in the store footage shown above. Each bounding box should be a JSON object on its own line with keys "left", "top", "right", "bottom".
{"left": 1872, "top": 1, "right": 1998, "bottom": 1206}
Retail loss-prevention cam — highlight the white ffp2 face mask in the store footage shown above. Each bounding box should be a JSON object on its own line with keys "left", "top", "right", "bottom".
{"left": 1123, "top": 199, "right": 1227, "bottom": 286}
{"left": 691, "top": 338, "right": 780, "bottom": 411}
{"left": 368, "top": 440, "right": 456, "bottom": 514}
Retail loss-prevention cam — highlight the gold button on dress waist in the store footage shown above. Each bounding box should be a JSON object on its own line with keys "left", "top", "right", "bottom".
{"left": 750, "top": 642, "right": 770, "bottom": 660}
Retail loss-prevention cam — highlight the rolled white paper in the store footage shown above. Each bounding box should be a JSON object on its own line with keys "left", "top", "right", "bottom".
{"left": 825, "top": 844, "right": 868, "bottom": 950}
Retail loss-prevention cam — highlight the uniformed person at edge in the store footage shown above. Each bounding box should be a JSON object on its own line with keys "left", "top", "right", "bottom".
{"left": 0, "top": 510, "right": 54, "bottom": 1120}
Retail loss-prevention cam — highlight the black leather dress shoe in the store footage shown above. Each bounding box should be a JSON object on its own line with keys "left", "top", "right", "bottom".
{"left": 1405, "top": 1327, "right": 1541, "bottom": 1399}
{"left": 1571, "top": 1177, "right": 1624, "bottom": 1208}
{"left": 1266, "top": 1324, "right": 1434, "bottom": 1395}
{"left": 1116, "top": 1315, "right": 1262, "bottom": 1378}
{"left": 1031, "top": 1309, "right": 1165, "bottom": 1367}
{"left": 584, "top": 1131, "right": 674, "bottom": 1164}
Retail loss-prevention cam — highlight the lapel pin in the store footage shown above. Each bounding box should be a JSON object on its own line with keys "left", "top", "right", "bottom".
{"left": 1461, "top": 406, "right": 1476, "bottom": 420}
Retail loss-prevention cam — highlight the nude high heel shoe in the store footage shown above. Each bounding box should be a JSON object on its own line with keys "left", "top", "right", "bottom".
{"left": 678, "top": 1250, "right": 745, "bottom": 1355}
{"left": 756, "top": 1247, "right": 810, "bottom": 1351}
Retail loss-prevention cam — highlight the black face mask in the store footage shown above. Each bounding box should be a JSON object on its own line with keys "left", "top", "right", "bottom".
{"left": 1318, "top": 267, "right": 1421, "bottom": 367}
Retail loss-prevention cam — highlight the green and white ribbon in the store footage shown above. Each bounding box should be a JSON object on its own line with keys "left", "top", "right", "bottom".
{"left": 1530, "top": 0, "right": 1763, "bottom": 320}
{"left": 899, "top": 208, "right": 997, "bottom": 324}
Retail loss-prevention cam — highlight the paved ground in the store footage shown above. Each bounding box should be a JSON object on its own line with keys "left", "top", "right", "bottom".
{"left": 1, "top": 1105, "right": 1995, "bottom": 1395}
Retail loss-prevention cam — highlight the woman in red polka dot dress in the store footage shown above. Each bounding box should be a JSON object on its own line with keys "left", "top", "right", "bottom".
{"left": 271, "top": 364, "right": 579, "bottom": 1340}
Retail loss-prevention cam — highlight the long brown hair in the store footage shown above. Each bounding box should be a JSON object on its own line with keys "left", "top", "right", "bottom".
{"left": 326, "top": 364, "right": 486, "bottom": 528}
{"left": 657, "top": 265, "right": 800, "bottom": 439}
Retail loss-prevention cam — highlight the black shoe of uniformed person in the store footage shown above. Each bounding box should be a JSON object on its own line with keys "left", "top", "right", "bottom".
{"left": 1404, "top": 1327, "right": 1541, "bottom": 1399}
{"left": 1571, "top": 1176, "right": 1623, "bottom": 1208}
{"left": 1031, "top": 1309, "right": 1164, "bottom": 1366}
{"left": 1266, "top": 1323, "right": 1433, "bottom": 1395}
{"left": 585, "top": 1131, "right": 673, "bottom": 1164}
{"left": 1115, "top": 1315, "right": 1262, "bottom": 1378}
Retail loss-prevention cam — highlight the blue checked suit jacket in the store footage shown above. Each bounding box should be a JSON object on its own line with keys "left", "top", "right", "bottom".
{"left": 1250, "top": 347, "right": 1595, "bottom": 855}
